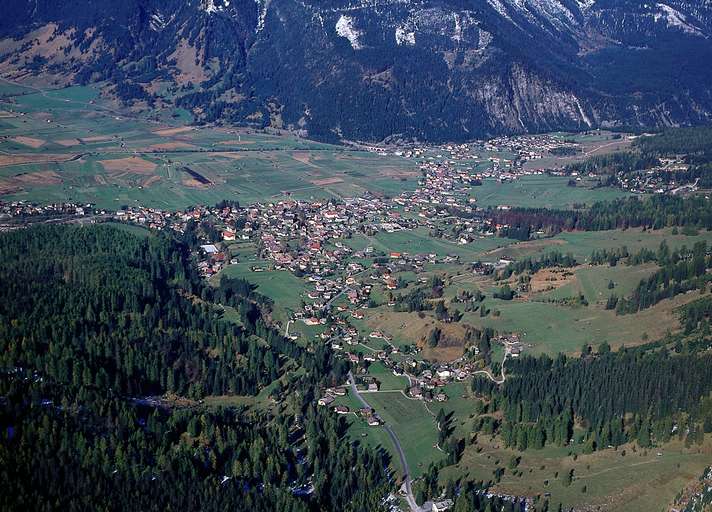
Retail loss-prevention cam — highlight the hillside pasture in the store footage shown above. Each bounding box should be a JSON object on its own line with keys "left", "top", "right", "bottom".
{"left": 364, "top": 391, "right": 444, "bottom": 478}
{"left": 443, "top": 435, "right": 712, "bottom": 512}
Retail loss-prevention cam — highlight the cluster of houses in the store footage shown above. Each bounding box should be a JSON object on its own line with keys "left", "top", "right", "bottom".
{"left": 0, "top": 200, "right": 101, "bottom": 218}
{"left": 483, "top": 133, "right": 580, "bottom": 166}
{"left": 316, "top": 386, "right": 384, "bottom": 426}
{"left": 254, "top": 196, "right": 400, "bottom": 275}
{"left": 561, "top": 155, "right": 697, "bottom": 195}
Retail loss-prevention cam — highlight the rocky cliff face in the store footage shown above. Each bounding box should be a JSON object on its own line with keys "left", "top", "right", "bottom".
{"left": 1, "top": 0, "right": 711, "bottom": 142}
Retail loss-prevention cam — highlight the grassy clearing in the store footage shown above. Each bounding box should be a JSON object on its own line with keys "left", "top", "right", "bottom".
{"left": 489, "top": 228, "right": 712, "bottom": 263}
{"left": 372, "top": 228, "right": 511, "bottom": 260}
{"left": 214, "top": 263, "right": 306, "bottom": 326}
{"left": 471, "top": 175, "right": 629, "bottom": 210}
{"left": 332, "top": 391, "right": 404, "bottom": 475}
{"left": 101, "top": 221, "right": 152, "bottom": 238}
{"left": 541, "top": 264, "right": 658, "bottom": 305}
{"left": 443, "top": 435, "right": 712, "bottom": 512}
{"left": 461, "top": 290, "right": 705, "bottom": 355}
{"left": 218, "top": 264, "right": 306, "bottom": 310}
{"left": 364, "top": 362, "right": 410, "bottom": 391}
{"left": 364, "top": 391, "right": 443, "bottom": 478}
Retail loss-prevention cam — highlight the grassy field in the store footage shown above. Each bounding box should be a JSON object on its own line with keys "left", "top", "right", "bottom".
{"left": 332, "top": 392, "right": 404, "bottom": 475}
{"left": 359, "top": 269, "right": 700, "bottom": 357}
{"left": 214, "top": 262, "right": 307, "bottom": 325}
{"left": 541, "top": 263, "right": 657, "bottom": 305}
{"left": 364, "top": 362, "right": 410, "bottom": 391}
{"left": 461, "top": 290, "right": 703, "bottom": 355}
{"left": 0, "top": 84, "right": 418, "bottom": 209}
{"left": 471, "top": 175, "right": 630, "bottom": 210}
{"left": 364, "top": 391, "right": 444, "bottom": 478}
{"left": 487, "top": 228, "right": 712, "bottom": 263}
{"left": 442, "top": 435, "right": 712, "bottom": 512}
{"left": 369, "top": 228, "right": 513, "bottom": 260}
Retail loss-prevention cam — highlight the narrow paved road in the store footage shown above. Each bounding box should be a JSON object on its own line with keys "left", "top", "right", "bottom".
{"left": 472, "top": 352, "right": 508, "bottom": 384}
{"left": 347, "top": 372, "right": 419, "bottom": 512}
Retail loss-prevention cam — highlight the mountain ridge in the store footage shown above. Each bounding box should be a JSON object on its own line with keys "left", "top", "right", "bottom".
{"left": 1, "top": 0, "right": 711, "bottom": 142}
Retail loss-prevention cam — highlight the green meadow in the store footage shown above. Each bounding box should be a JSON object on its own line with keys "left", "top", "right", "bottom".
{"left": 442, "top": 434, "right": 712, "bottom": 512}
{"left": 0, "top": 85, "right": 418, "bottom": 209}
{"left": 364, "top": 391, "right": 444, "bottom": 478}
{"left": 471, "top": 175, "right": 630, "bottom": 210}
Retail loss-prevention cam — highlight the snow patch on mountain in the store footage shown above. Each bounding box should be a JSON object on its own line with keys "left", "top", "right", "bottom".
{"left": 576, "top": 0, "right": 596, "bottom": 12}
{"left": 478, "top": 30, "right": 493, "bottom": 50}
{"left": 655, "top": 3, "right": 704, "bottom": 35}
{"left": 202, "top": 0, "right": 229, "bottom": 15}
{"left": 336, "top": 15, "right": 364, "bottom": 50}
{"left": 256, "top": 0, "right": 270, "bottom": 33}
{"left": 395, "top": 26, "right": 416, "bottom": 46}
{"left": 150, "top": 12, "right": 167, "bottom": 31}
{"left": 487, "top": 0, "right": 512, "bottom": 21}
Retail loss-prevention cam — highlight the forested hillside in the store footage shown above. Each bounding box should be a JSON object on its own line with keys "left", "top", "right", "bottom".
{"left": 0, "top": 224, "right": 527, "bottom": 511}
{"left": 0, "top": 225, "right": 388, "bottom": 511}
{"left": 473, "top": 344, "right": 712, "bottom": 452}
{"left": 495, "top": 195, "right": 712, "bottom": 241}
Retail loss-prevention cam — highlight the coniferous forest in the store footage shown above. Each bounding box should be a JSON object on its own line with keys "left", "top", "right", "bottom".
{"left": 0, "top": 224, "right": 523, "bottom": 512}
{"left": 0, "top": 225, "right": 387, "bottom": 511}
{"left": 472, "top": 345, "right": 712, "bottom": 452}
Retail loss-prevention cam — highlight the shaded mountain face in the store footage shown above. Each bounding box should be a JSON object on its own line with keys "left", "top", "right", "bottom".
{"left": 2, "top": 0, "right": 711, "bottom": 142}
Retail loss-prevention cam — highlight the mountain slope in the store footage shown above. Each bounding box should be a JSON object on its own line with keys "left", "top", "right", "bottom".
{"left": 1, "top": 0, "right": 711, "bottom": 142}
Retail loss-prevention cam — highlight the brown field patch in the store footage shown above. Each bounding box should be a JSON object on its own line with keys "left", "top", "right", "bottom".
{"left": 13, "top": 170, "right": 61, "bottom": 185}
{"left": 182, "top": 176, "right": 209, "bottom": 189}
{"left": 80, "top": 135, "right": 112, "bottom": 143}
{"left": 379, "top": 167, "right": 419, "bottom": 178}
{"left": 417, "top": 322, "right": 468, "bottom": 362}
{"left": 94, "top": 174, "right": 108, "bottom": 185}
{"left": 311, "top": 177, "right": 344, "bottom": 186}
{"left": 0, "top": 153, "right": 77, "bottom": 167}
{"left": 0, "top": 110, "right": 15, "bottom": 118}
{"left": 366, "top": 309, "right": 466, "bottom": 362}
{"left": 528, "top": 267, "right": 577, "bottom": 294}
{"left": 153, "top": 126, "right": 193, "bottom": 137}
{"left": 213, "top": 152, "right": 245, "bottom": 160}
{"left": 0, "top": 182, "right": 22, "bottom": 194}
{"left": 0, "top": 170, "right": 62, "bottom": 194}
{"left": 291, "top": 152, "right": 320, "bottom": 168}
{"left": 147, "top": 141, "right": 197, "bottom": 151}
{"left": 99, "top": 156, "right": 157, "bottom": 174}
{"left": 11, "top": 136, "right": 46, "bottom": 148}
{"left": 54, "top": 138, "right": 81, "bottom": 147}
{"left": 141, "top": 175, "right": 161, "bottom": 188}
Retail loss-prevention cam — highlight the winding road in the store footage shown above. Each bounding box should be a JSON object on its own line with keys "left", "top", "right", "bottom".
{"left": 347, "top": 372, "right": 420, "bottom": 512}
{"left": 471, "top": 352, "right": 508, "bottom": 384}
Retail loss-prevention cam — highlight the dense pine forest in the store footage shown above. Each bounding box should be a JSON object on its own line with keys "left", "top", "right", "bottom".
{"left": 0, "top": 224, "right": 525, "bottom": 512}
{"left": 472, "top": 342, "right": 712, "bottom": 452}
{"left": 494, "top": 195, "right": 712, "bottom": 240}
{"left": 0, "top": 225, "right": 292, "bottom": 398}
{"left": 0, "top": 225, "right": 388, "bottom": 511}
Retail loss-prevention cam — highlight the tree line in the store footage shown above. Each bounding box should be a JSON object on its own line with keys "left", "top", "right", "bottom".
{"left": 472, "top": 345, "right": 712, "bottom": 452}
{"left": 0, "top": 224, "right": 389, "bottom": 511}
